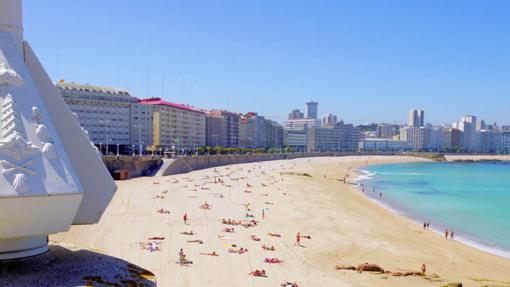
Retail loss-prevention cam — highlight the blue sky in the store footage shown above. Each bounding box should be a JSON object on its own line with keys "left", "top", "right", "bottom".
{"left": 23, "top": 0, "right": 510, "bottom": 125}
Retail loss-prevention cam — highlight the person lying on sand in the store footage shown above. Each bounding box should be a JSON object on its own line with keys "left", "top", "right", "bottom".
{"left": 249, "top": 269, "right": 267, "bottom": 277}
{"left": 245, "top": 213, "right": 254, "bottom": 218}
{"left": 181, "top": 231, "right": 195, "bottom": 235}
{"left": 154, "top": 195, "right": 165, "bottom": 199}
{"left": 244, "top": 190, "right": 252, "bottom": 193}
{"left": 251, "top": 235, "right": 261, "bottom": 241}
{"left": 262, "top": 244, "right": 276, "bottom": 251}
{"left": 199, "top": 201, "right": 211, "bottom": 210}
{"left": 187, "top": 239, "right": 204, "bottom": 244}
{"left": 264, "top": 258, "right": 283, "bottom": 263}
{"left": 228, "top": 247, "right": 248, "bottom": 254}
{"left": 148, "top": 236, "right": 165, "bottom": 240}
{"left": 267, "top": 232, "right": 281, "bottom": 237}
{"left": 281, "top": 281, "right": 299, "bottom": 287}
{"left": 200, "top": 251, "right": 219, "bottom": 256}
{"left": 223, "top": 227, "right": 235, "bottom": 233}
{"left": 156, "top": 208, "right": 170, "bottom": 214}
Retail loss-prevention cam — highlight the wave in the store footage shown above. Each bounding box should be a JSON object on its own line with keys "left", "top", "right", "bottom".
{"left": 355, "top": 170, "right": 375, "bottom": 182}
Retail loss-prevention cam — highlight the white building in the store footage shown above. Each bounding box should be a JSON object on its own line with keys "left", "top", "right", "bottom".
{"left": 57, "top": 81, "right": 153, "bottom": 152}
{"left": 359, "top": 139, "right": 411, "bottom": 152}
{"left": 400, "top": 126, "right": 432, "bottom": 150}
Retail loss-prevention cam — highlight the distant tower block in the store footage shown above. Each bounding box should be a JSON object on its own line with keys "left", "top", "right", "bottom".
{"left": 305, "top": 101, "right": 318, "bottom": 119}
{"left": 0, "top": 0, "right": 116, "bottom": 260}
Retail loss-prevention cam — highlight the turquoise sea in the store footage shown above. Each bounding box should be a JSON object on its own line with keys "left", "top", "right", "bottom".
{"left": 358, "top": 161, "right": 510, "bottom": 258}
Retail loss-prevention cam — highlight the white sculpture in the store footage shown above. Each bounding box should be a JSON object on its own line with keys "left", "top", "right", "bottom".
{"left": 0, "top": 0, "right": 117, "bottom": 260}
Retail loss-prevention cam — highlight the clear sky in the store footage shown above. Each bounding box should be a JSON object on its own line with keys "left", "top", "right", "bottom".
{"left": 23, "top": 0, "right": 510, "bottom": 125}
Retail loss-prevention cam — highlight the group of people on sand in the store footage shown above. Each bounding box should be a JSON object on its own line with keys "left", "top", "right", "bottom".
{"left": 222, "top": 218, "right": 241, "bottom": 225}
{"left": 445, "top": 229, "right": 455, "bottom": 240}
{"left": 423, "top": 221, "right": 430, "bottom": 229}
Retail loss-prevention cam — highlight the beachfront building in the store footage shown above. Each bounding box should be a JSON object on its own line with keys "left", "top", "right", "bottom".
{"left": 284, "top": 130, "right": 307, "bottom": 152}
{"left": 239, "top": 112, "right": 283, "bottom": 149}
{"left": 400, "top": 126, "right": 432, "bottom": 151}
{"left": 283, "top": 117, "right": 320, "bottom": 151}
{"left": 57, "top": 81, "right": 153, "bottom": 153}
{"left": 453, "top": 115, "right": 480, "bottom": 152}
{"left": 359, "top": 139, "right": 411, "bottom": 152}
{"left": 130, "top": 104, "right": 154, "bottom": 152}
{"left": 205, "top": 110, "right": 240, "bottom": 147}
{"left": 140, "top": 98, "right": 206, "bottom": 152}
{"left": 306, "top": 121, "right": 361, "bottom": 152}
{"left": 337, "top": 121, "right": 362, "bottom": 151}
{"left": 306, "top": 127, "right": 340, "bottom": 152}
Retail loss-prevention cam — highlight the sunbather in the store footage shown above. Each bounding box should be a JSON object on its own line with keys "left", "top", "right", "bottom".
{"left": 249, "top": 269, "right": 267, "bottom": 277}
{"left": 200, "top": 251, "right": 219, "bottom": 256}
{"left": 264, "top": 257, "right": 283, "bottom": 263}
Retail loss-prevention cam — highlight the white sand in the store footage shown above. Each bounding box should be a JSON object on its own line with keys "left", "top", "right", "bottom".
{"left": 53, "top": 156, "right": 510, "bottom": 287}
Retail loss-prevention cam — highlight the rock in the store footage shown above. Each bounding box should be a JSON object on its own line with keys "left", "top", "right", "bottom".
{"left": 356, "top": 263, "right": 384, "bottom": 273}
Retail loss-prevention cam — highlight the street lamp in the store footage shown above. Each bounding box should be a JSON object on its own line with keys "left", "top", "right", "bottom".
{"left": 99, "top": 119, "right": 110, "bottom": 156}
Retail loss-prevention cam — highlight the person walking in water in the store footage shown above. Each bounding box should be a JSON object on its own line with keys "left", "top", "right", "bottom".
{"left": 183, "top": 213, "right": 188, "bottom": 225}
{"left": 445, "top": 229, "right": 449, "bottom": 239}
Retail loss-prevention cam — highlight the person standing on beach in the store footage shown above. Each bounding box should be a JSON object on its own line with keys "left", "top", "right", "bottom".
{"left": 262, "top": 208, "right": 265, "bottom": 219}
{"left": 426, "top": 222, "right": 430, "bottom": 229}
{"left": 450, "top": 230, "right": 455, "bottom": 240}
{"left": 183, "top": 213, "right": 188, "bottom": 225}
{"left": 421, "top": 263, "right": 427, "bottom": 275}
{"left": 379, "top": 192, "right": 382, "bottom": 199}
{"left": 445, "top": 229, "right": 449, "bottom": 239}
{"left": 295, "top": 232, "right": 301, "bottom": 246}
{"left": 423, "top": 222, "right": 427, "bottom": 229}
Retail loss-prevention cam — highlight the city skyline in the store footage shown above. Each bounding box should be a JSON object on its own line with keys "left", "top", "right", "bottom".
{"left": 24, "top": 0, "right": 510, "bottom": 125}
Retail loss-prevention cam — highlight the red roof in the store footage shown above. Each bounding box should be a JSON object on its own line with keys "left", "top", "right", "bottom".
{"left": 139, "top": 98, "right": 204, "bottom": 113}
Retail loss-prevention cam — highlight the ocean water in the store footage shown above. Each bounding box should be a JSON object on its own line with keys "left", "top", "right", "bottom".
{"left": 358, "top": 161, "right": 510, "bottom": 258}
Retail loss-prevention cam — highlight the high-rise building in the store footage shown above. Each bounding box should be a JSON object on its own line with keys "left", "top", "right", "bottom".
{"left": 140, "top": 98, "right": 206, "bottom": 151}
{"left": 322, "top": 113, "right": 338, "bottom": 127}
{"left": 454, "top": 115, "right": 479, "bottom": 152}
{"left": 305, "top": 121, "right": 360, "bottom": 152}
{"left": 407, "top": 109, "right": 424, "bottom": 127}
{"left": 305, "top": 101, "right": 318, "bottom": 119}
{"left": 288, "top": 109, "right": 304, "bottom": 120}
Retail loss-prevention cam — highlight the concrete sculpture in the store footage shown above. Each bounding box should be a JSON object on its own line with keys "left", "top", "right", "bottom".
{"left": 0, "top": 0, "right": 117, "bottom": 260}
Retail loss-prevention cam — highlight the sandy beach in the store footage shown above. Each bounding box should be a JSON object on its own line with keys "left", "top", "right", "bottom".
{"left": 52, "top": 156, "right": 510, "bottom": 287}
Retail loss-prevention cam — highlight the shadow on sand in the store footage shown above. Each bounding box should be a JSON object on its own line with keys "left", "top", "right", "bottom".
{"left": 0, "top": 243, "right": 156, "bottom": 287}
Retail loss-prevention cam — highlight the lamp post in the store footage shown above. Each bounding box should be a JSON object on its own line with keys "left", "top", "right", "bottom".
{"left": 134, "top": 124, "right": 143, "bottom": 156}
{"left": 99, "top": 119, "right": 110, "bottom": 156}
